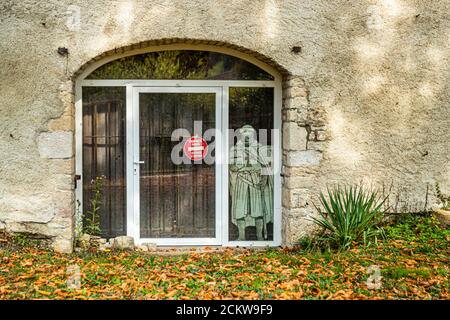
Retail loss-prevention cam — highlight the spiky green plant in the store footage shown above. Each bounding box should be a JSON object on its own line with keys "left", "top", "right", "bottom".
{"left": 312, "top": 185, "right": 388, "bottom": 250}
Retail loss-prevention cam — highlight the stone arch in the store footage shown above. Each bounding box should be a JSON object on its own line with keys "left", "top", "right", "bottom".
{"left": 73, "top": 38, "right": 290, "bottom": 81}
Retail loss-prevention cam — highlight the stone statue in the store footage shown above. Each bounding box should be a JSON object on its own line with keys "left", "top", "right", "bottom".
{"left": 229, "top": 125, "right": 274, "bottom": 241}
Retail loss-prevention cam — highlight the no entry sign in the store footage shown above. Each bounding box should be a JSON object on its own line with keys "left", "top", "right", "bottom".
{"left": 183, "top": 136, "right": 208, "bottom": 161}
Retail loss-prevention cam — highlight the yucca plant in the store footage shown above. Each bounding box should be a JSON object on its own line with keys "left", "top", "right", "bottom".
{"left": 312, "top": 185, "right": 388, "bottom": 250}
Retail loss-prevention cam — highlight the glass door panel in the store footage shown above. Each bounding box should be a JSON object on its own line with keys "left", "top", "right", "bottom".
{"left": 82, "top": 86, "right": 127, "bottom": 238}
{"left": 138, "top": 92, "right": 216, "bottom": 239}
{"left": 228, "top": 87, "right": 275, "bottom": 242}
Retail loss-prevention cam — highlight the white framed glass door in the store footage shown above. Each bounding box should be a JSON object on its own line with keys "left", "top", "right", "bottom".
{"left": 131, "top": 86, "right": 223, "bottom": 245}
{"left": 78, "top": 82, "right": 281, "bottom": 247}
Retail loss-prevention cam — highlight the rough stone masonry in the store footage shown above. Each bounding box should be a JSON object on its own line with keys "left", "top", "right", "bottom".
{"left": 0, "top": 0, "right": 449, "bottom": 252}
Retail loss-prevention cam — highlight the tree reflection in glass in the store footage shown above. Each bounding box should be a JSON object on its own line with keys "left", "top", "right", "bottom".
{"left": 87, "top": 51, "right": 273, "bottom": 80}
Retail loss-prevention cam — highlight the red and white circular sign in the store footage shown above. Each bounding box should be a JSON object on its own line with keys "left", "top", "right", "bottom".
{"left": 183, "top": 136, "right": 208, "bottom": 161}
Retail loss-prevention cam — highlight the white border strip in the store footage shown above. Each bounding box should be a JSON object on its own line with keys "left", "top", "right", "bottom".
{"left": 81, "top": 80, "right": 275, "bottom": 87}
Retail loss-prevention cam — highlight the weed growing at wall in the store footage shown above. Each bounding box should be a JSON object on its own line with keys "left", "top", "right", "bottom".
{"left": 435, "top": 182, "right": 450, "bottom": 210}
{"left": 83, "top": 176, "right": 105, "bottom": 236}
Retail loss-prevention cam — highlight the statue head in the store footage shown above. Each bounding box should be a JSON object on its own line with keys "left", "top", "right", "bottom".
{"left": 237, "top": 125, "right": 257, "bottom": 146}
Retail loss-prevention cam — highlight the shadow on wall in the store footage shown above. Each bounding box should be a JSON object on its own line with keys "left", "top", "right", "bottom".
{"left": 315, "top": 0, "right": 450, "bottom": 212}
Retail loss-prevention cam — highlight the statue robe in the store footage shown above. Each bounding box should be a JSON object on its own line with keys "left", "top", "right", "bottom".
{"left": 229, "top": 141, "right": 274, "bottom": 230}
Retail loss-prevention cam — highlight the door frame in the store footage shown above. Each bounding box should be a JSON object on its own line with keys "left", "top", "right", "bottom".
{"left": 76, "top": 79, "right": 282, "bottom": 247}
{"left": 131, "top": 86, "right": 223, "bottom": 246}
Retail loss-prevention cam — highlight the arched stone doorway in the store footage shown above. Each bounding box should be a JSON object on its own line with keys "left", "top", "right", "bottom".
{"left": 75, "top": 43, "right": 284, "bottom": 247}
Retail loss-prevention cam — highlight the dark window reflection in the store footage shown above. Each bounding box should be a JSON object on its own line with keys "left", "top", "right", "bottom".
{"left": 82, "top": 87, "right": 127, "bottom": 238}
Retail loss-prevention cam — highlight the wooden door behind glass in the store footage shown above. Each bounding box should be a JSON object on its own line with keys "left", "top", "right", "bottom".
{"left": 82, "top": 87, "right": 126, "bottom": 238}
{"left": 139, "top": 92, "right": 215, "bottom": 238}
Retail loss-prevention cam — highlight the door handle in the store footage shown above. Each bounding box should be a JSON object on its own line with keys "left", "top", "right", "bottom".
{"left": 134, "top": 160, "right": 145, "bottom": 165}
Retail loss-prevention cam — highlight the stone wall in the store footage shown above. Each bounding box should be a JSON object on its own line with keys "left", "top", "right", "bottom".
{"left": 1, "top": 0, "right": 449, "bottom": 252}
{"left": 281, "top": 76, "right": 328, "bottom": 244}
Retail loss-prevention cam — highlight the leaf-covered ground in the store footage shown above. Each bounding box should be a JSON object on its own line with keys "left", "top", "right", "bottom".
{"left": 0, "top": 215, "right": 448, "bottom": 300}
